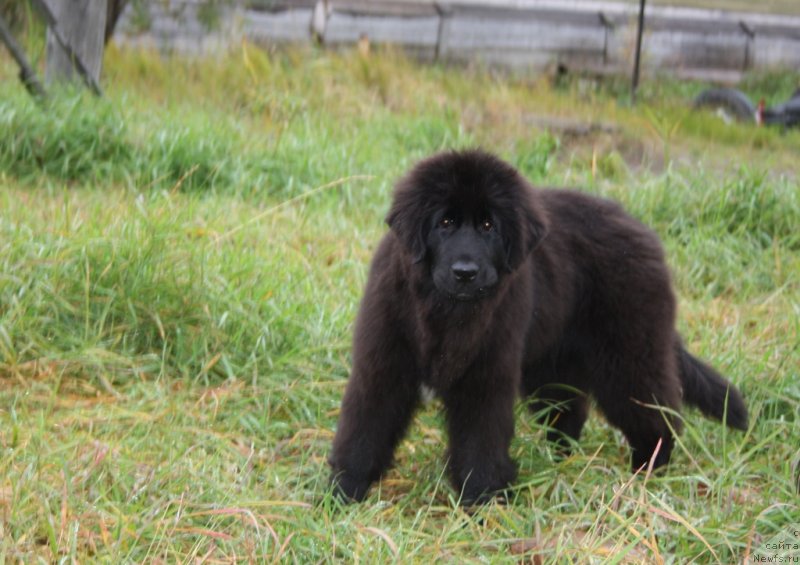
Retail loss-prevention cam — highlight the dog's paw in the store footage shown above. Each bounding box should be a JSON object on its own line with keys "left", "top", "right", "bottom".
{"left": 456, "top": 459, "right": 517, "bottom": 506}
{"left": 330, "top": 470, "right": 372, "bottom": 502}
{"left": 459, "top": 484, "right": 512, "bottom": 506}
{"left": 630, "top": 438, "right": 673, "bottom": 473}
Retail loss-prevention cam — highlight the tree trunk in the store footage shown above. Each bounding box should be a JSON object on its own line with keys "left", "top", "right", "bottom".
{"left": 45, "top": 0, "right": 107, "bottom": 85}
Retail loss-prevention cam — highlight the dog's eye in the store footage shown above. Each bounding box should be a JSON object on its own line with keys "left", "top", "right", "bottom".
{"left": 480, "top": 219, "right": 494, "bottom": 232}
{"left": 439, "top": 217, "right": 455, "bottom": 228}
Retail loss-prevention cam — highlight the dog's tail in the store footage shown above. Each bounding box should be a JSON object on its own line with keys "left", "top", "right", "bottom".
{"left": 677, "top": 345, "right": 748, "bottom": 430}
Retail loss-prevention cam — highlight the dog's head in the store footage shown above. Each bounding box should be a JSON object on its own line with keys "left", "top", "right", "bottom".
{"left": 386, "top": 150, "right": 548, "bottom": 301}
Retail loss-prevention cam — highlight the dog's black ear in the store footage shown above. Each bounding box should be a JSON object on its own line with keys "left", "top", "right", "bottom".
{"left": 386, "top": 198, "right": 427, "bottom": 264}
{"left": 504, "top": 192, "right": 548, "bottom": 271}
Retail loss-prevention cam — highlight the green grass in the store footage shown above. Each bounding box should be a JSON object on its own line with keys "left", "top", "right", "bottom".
{"left": 1, "top": 44, "right": 799, "bottom": 562}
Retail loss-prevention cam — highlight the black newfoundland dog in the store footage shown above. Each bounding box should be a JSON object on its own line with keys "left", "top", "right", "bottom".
{"left": 330, "top": 149, "right": 747, "bottom": 504}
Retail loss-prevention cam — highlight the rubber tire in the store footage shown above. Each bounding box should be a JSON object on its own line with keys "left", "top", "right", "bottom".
{"left": 693, "top": 88, "right": 756, "bottom": 123}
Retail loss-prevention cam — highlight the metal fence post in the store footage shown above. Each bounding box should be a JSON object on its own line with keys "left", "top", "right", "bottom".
{"left": 598, "top": 11, "right": 613, "bottom": 67}
{"left": 434, "top": 2, "right": 450, "bottom": 62}
{"left": 631, "top": 0, "right": 646, "bottom": 104}
{"left": 739, "top": 21, "right": 755, "bottom": 71}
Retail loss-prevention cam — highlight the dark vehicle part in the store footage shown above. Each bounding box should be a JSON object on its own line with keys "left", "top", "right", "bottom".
{"left": 694, "top": 86, "right": 800, "bottom": 130}
{"left": 693, "top": 87, "right": 756, "bottom": 123}
{"left": 758, "top": 88, "right": 800, "bottom": 129}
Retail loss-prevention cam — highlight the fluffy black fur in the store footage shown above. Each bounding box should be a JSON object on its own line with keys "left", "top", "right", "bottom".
{"left": 329, "top": 149, "right": 748, "bottom": 504}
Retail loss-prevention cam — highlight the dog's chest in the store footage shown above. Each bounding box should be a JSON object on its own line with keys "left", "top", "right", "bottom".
{"left": 414, "top": 302, "right": 490, "bottom": 391}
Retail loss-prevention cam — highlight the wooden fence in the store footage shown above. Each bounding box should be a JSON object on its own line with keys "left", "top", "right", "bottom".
{"left": 116, "top": 0, "right": 800, "bottom": 81}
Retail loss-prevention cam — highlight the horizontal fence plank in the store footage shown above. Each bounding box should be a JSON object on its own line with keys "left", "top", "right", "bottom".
{"left": 245, "top": 8, "right": 313, "bottom": 42}
{"left": 325, "top": 13, "right": 441, "bottom": 46}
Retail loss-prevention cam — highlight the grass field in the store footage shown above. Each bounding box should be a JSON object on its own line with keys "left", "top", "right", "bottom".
{"left": 1, "top": 43, "right": 799, "bottom": 562}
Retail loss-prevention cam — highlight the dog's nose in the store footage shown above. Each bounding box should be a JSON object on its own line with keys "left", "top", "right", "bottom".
{"left": 451, "top": 260, "right": 479, "bottom": 282}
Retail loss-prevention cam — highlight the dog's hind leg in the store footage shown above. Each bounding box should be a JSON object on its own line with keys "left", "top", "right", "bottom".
{"left": 590, "top": 347, "right": 683, "bottom": 471}
{"left": 527, "top": 386, "right": 589, "bottom": 455}
{"left": 522, "top": 352, "right": 590, "bottom": 456}
{"left": 586, "top": 255, "right": 684, "bottom": 471}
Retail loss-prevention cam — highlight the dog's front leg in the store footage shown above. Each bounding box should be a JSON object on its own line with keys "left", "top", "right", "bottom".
{"left": 442, "top": 351, "right": 519, "bottom": 505}
{"left": 329, "top": 331, "right": 420, "bottom": 502}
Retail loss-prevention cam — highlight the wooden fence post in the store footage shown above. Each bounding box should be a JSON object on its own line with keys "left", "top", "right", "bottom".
{"left": 45, "top": 0, "right": 107, "bottom": 87}
{"left": 311, "top": 0, "right": 328, "bottom": 44}
{"left": 598, "top": 12, "right": 613, "bottom": 67}
{"left": 434, "top": 2, "right": 450, "bottom": 62}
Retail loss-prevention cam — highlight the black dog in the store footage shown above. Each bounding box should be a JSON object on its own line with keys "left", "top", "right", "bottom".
{"left": 329, "top": 150, "right": 747, "bottom": 504}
